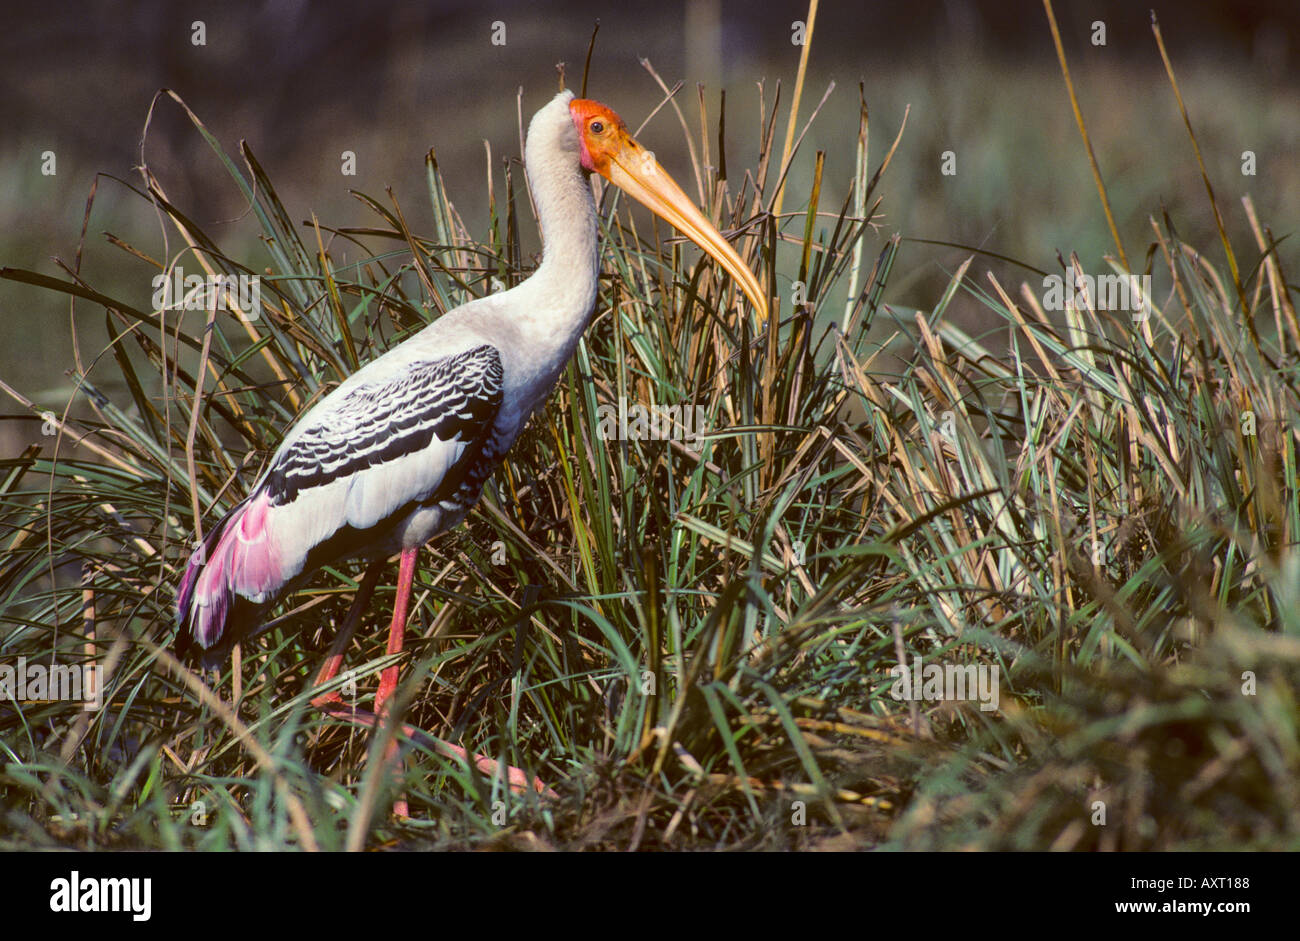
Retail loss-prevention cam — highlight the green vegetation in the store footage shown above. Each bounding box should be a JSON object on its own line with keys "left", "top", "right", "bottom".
{"left": 1, "top": 16, "right": 1297, "bottom": 850}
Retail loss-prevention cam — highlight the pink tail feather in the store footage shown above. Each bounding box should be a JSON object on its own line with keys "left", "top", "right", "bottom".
{"left": 177, "top": 491, "right": 283, "bottom": 653}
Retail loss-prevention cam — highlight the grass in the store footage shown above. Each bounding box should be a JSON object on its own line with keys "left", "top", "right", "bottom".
{"left": 1, "top": 6, "right": 1298, "bottom": 850}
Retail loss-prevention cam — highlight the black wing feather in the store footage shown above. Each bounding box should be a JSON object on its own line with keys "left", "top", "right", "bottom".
{"left": 264, "top": 344, "right": 504, "bottom": 506}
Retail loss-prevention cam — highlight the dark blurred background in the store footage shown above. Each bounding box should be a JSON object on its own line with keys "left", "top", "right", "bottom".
{"left": 2, "top": 0, "right": 1297, "bottom": 442}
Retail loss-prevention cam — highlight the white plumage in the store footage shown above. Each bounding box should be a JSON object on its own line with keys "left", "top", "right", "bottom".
{"left": 174, "top": 89, "right": 767, "bottom": 781}
{"left": 172, "top": 84, "right": 768, "bottom": 801}
{"left": 178, "top": 90, "right": 599, "bottom": 657}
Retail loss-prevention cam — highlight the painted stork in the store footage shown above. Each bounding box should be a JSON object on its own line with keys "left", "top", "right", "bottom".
{"left": 175, "top": 88, "right": 767, "bottom": 799}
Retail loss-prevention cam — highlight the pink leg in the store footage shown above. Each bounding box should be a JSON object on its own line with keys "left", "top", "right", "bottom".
{"left": 311, "top": 561, "right": 384, "bottom": 708}
{"left": 374, "top": 547, "right": 418, "bottom": 719}
{"left": 311, "top": 548, "right": 557, "bottom": 807}
{"left": 374, "top": 547, "right": 419, "bottom": 817}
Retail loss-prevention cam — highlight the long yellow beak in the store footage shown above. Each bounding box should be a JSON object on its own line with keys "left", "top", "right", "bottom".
{"left": 572, "top": 99, "right": 768, "bottom": 327}
{"left": 604, "top": 147, "right": 768, "bottom": 326}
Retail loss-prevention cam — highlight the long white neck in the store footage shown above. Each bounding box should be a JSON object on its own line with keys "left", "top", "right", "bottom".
{"left": 500, "top": 90, "right": 599, "bottom": 368}
{"left": 529, "top": 146, "right": 599, "bottom": 334}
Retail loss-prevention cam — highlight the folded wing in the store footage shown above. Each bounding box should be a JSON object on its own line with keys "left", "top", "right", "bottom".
{"left": 177, "top": 344, "right": 504, "bottom": 656}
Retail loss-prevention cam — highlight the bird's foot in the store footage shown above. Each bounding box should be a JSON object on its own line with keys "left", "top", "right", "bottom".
{"left": 315, "top": 702, "right": 557, "bottom": 800}
{"left": 433, "top": 739, "right": 559, "bottom": 799}
{"left": 309, "top": 688, "right": 343, "bottom": 709}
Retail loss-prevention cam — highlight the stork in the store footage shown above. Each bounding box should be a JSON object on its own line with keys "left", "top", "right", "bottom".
{"left": 175, "top": 89, "right": 767, "bottom": 803}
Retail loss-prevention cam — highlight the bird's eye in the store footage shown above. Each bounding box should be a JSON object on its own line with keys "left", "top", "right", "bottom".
{"left": 590, "top": 120, "right": 604, "bottom": 134}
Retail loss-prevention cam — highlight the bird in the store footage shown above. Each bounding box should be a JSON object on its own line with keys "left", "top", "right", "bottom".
{"left": 175, "top": 88, "right": 768, "bottom": 798}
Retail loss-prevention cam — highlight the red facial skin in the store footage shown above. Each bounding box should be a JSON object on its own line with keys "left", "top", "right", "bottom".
{"left": 569, "top": 98, "right": 629, "bottom": 174}
{"left": 565, "top": 94, "right": 771, "bottom": 326}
